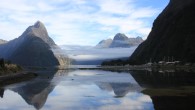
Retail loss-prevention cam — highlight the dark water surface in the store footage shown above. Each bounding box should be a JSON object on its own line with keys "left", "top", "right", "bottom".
{"left": 0, "top": 69, "right": 195, "bottom": 110}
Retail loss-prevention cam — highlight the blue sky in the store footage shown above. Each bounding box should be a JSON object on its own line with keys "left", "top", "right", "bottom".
{"left": 0, "top": 0, "right": 169, "bottom": 46}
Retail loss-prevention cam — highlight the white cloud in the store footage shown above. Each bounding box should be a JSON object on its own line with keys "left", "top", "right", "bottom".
{"left": 99, "top": 94, "right": 153, "bottom": 110}
{"left": 36, "top": 2, "right": 55, "bottom": 12}
{"left": 131, "top": 7, "right": 159, "bottom": 19}
{"left": 0, "top": 0, "right": 165, "bottom": 45}
{"left": 137, "top": 28, "right": 152, "bottom": 39}
{"left": 0, "top": 0, "right": 35, "bottom": 12}
{"left": 97, "top": 0, "right": 135, "bottom": 15}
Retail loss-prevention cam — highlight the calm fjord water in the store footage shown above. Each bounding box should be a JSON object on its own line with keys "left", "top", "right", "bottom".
{"left": 0, "top": 69, "right": 195, "bottom": 110}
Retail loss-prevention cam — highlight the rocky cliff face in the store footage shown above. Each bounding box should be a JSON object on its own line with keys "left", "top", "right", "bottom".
{"left": 129, "top": 0, "right": 195, "bottom": 64}
{"left": 96, "top": 33, "right": 143, "bottom": 48}
{"left": 0, "top": 21, "right": 69, "bottom": 67}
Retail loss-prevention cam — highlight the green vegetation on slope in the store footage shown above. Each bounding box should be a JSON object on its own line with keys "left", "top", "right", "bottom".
{"left": 0, "top": 58, "right": 22, "bottom": 75}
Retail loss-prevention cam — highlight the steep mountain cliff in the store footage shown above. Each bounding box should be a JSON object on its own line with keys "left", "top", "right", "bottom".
{"left": 0, "top": 21, "right": 68, "bottom": 67}
{"left": 129, "top": 0, "right": 195, "bottom": 64}
{"left": 96, "top": 33, "right": 143, "bottom": 48}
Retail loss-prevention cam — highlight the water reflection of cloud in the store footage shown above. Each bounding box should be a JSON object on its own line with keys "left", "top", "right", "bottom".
{"left": 43, "top": 85, "right": 154, "bottom": 110}
{"left": 42, "top": 70, "right": 153, "bottom": 110}
{"left": 99, "top": 94, "right": 154, "bottom": 110}
{"left": 43, "top": 84, "right": 102, "bottom": 110}
{"left": 0, "top": 70, "right": 154, "bottom": 110}
{"left": 0, "top": 90, "right": 34, "bottom": 110}
{"left": 0, "top": 86, "right": 153, "bottom": 110}
{"left": 65, "top": 70, "right": 139, "bottom": 83}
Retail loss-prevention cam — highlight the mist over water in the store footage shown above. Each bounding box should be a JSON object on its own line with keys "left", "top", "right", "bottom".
{"left": 60, "top": 45, "right": 137, "bottom": 65}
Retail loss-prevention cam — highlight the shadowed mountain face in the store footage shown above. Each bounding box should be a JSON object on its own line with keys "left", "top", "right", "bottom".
{"left": 0, "top": 21, "right": 68, "bottom": 67}
{"left": 96, "top": 33, "right": 143, "bottom": 48}
{"left": 129, "top": 0, "right": 195, "bottom": 64}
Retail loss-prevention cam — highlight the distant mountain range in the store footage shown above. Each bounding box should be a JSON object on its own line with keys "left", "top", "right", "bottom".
{"left": 129, "top": 0, "right": 195, "bottom": 64}
{"left": 96, "top": 33, "right": 143, "bottom": 48}
{"left": 0, "top": 21, "right": 69, "bottom": 67}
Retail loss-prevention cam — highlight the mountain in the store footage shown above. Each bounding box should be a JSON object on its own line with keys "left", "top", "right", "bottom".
{"left": 96, "top": 33, "right": 143, "bottom": 48}
{"left": 109, "top": 33, "right": 129, "bottom": 48}
{"left": 96, "top": 39, "right": 112, "bottom": 48}
{"left": 0, "top": 21, "right": 69, "bottom": 67}
{"left": 0, "top": 39, "right": 7, "bottom": 44}
{"left": 129, "top": 0, "right": 195, "bottom": 64}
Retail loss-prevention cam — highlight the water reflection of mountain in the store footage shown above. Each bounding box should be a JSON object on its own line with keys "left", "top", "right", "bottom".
{"left": 151, "top": 96, "right": 195, "bottom": 110}
{"left": 0, "top": 88, "right": 4, "bottom": 98}
{"left": 130, "top": 70, "right": 195, "bottom": 88}
{"left": 10, "top": 70, "right": 69, "bottom": 110}
{"left": 12, "top": 78, "right": 55, "bottom": 109}
{"left": 96, "top": 82, "right": 142, "bottom": 97}
{"left": 130, "top": 70, "right": 195, "bottom": 110}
